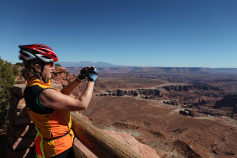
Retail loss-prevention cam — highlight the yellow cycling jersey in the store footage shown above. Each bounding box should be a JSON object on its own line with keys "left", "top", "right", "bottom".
{"left": 24, "top": 79, "right": 74, "bottom": 157}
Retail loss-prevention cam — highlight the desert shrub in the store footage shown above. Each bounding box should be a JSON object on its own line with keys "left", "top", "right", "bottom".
{"left": 15, "top": 62, "right": 24, "bottom": 66}
{"left": 0, "top": 57, "right": 15, "bottom": 128}
{"left": 55, "top": 63, "right": 61, "bottom": 68}
{"left": 13, "top": 65, "right": 19, "bottom": 77}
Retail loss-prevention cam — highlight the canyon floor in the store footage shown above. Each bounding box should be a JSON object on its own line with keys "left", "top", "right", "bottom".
{"left": 79, "top": 71, "right": 237, "bottom": 158}
{"left": 83, "top": 95, "right": 237, "bottom": 158}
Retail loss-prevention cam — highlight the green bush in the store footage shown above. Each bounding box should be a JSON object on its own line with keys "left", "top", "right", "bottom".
{"left": 15, "top": 62, "right": 24, "bottom": 66}
{"left": 55, "top": 63, "right": 61, "bottom": 68}
{"left": 13, "top": 65, "right": 19, "bottom": 77}
{"left": 0, "top": 57, "right": 15, "bottom": 128}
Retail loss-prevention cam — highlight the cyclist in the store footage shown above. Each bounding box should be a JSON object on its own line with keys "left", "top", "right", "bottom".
{"left": 19, "top": 44, "right": 97, "bottom": 158}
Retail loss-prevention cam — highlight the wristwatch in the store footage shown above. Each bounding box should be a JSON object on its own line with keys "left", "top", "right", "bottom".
{"left": 76, "top": 77, "right": 82, "bottom": 83}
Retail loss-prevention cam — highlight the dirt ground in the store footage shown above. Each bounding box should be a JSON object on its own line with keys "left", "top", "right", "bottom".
{"left": 78, "top": 75, "right": 237, "bottom": 158}
{"left": 82, "top": 95, "right": 237, "bottom": 158}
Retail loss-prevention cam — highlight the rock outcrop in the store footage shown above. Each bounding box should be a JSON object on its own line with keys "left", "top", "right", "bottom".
{"left": 104, "top": 130, "right": 160, "bottom": 158}
{"left": 214, "top": 94, "right": 237, "bottom": 119}
{"left": 163, "top": 84, "right": 220, "bottom": 92}
{"left": 179, "top": 108, "right": 195, "bottom": 117}
{"left": 73, "top": 130, "right": 160, "bottom": 158}
{"left": 53, "top": 67, "right": 67, "bottom": 73}
{"left": 214, "top": 94, "right": 237, "bottom": 108}
{"left": 98, "top": 88, "right": 164, "bottom": 99}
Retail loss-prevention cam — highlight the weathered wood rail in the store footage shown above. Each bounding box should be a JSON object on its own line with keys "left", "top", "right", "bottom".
{"left": 71, "top": 112, "right": 143, "bottom": 158}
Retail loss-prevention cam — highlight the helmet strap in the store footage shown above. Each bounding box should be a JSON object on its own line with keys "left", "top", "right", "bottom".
{"left": 40, "top": 63, "right": 47, "bottom": 83}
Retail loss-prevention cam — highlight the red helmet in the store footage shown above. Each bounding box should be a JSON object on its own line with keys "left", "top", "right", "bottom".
{"left": 19, "top": 44, "right": 58, "bottom": 62}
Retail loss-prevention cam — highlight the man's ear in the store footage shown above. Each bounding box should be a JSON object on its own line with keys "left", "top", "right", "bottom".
{"left": 34, "top": 64, "right": 41, "bottom": 72}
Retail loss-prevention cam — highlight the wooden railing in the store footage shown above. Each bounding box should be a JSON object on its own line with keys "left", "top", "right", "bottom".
{"left": 71, "top": 112, "right": 143, "bottom": 158}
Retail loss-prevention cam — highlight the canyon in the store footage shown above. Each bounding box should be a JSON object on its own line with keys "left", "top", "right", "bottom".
{"left": 2, "top": 66, "right": 237, "bottom": 158}
{"left": 66, "top": 66, "right": 237, "bottom": 157}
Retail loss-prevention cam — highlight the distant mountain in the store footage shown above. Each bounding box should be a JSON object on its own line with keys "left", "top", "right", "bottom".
{"left": 66, "top": 66, "right": 237, "bottom": 75}
{"left": 58, "top": 61, "right": 121, "bottom": 67}
{"left": 58, "top": 61, "right": 237, "bottom": 74}
{"left": 212, "top": 68, "right": 237, "bottom": 73}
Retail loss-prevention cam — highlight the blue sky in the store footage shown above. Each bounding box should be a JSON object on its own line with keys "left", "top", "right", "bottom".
{"left": 0, "top": 0, "right": 236, "bottom": 68}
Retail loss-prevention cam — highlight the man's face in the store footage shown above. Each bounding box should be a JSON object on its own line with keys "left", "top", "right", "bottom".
{"left": 41, "top": 63, "right": 55, "bottom": 81}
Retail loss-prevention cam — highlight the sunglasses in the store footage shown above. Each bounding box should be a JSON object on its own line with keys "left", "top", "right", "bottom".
{"left": 47, "top": 62, "right": 54, "bottom": 68}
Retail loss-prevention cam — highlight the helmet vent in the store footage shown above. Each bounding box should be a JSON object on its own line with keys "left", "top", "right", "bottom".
{"left": 21, "top": 51, "right": 30, "bottom": 57}
{"left": 51, "top": 54, "right": 56, "bottom": 58}
{"left": 26, "top": 45, "right": 35, "bottom": 47}
{"left": 42, "top": 56, "right": 52, "bottom": 59}
{"left": 38, "top": 46, "right": 47, "bottom": 48}
{"left": 39, "top": 49, "right": 49, "bottom": 53}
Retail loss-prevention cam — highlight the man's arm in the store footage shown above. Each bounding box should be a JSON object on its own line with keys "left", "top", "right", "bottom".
{"left": 39, "top": 81, "right": 95, "bottom": 111}
{"left": 61, "top": 78, "right": 82, "bottom": 95}
{"left": 61, "top": 66, "right": 91, "bottom": 95}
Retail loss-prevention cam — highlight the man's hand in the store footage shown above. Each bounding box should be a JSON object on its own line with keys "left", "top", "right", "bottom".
{"left": 87, "top": 67, "right": 98, "bottom": 82}
{"left": 78, "top": 67, "right": 89, "bottom": 80}
{"left": 77, "top": 66, "right": 98, "bottom": 82}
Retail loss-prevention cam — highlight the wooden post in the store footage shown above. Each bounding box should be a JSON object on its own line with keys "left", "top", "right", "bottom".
{"left": 71, "top": 112, "right": 143, "bottom": 158}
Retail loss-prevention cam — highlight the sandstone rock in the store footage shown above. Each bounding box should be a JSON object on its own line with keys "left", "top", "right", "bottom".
{"left": 73, "top": 130, "right": 160, "bottom": 158}
{"left": 183, "top": 86, "right": 188, "bottom": 91}
{"left": 73, "top": 138, "right": 97, "bottom": 158}
{"left": 214, "top": 94, "right": 237, "bottom": 109}
{"left": 61, "top": 80, "right": 69, "bottom": 87}
{"left": 179, "top": 110, "right": 188, "bottom": 115}
{"left": 110, "top": 88, "right": 163, "bottom": 99}
{"left": 179, "top": 109, "right": 194, "bottom": 117}
{"left": 67, "top": 76, "right": 77, "bottom": 83}
{"left": 103, "top": 130, "right": 160, "bottom": 158}
{"left": 56, "top": 67, "right": 67, "bottom": 73}
{"left": 117, "top": 89, "right": 124, "bottom": 96}
{"left": 178, "top": 86, "right": 183, "bottom": 91}
{"left": 59, "top": 73, "right": 67, "bottom": 80}
{"left": 163, "top": 86, "right": 170, "bottom": 91}
{"left": 133, "top": 91, "right": 139, "bottom": 96}
{"left": 159, "top": 91, "right": 163, "bottom": 97}
{"left": 51, "top": 76, "right": 62, "bottom": 82}
{"left": 51, "top": 83, "right": 63, "bottom": 90}
{"left": 173, "top": 140, "right": 201, "bottom": 157}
